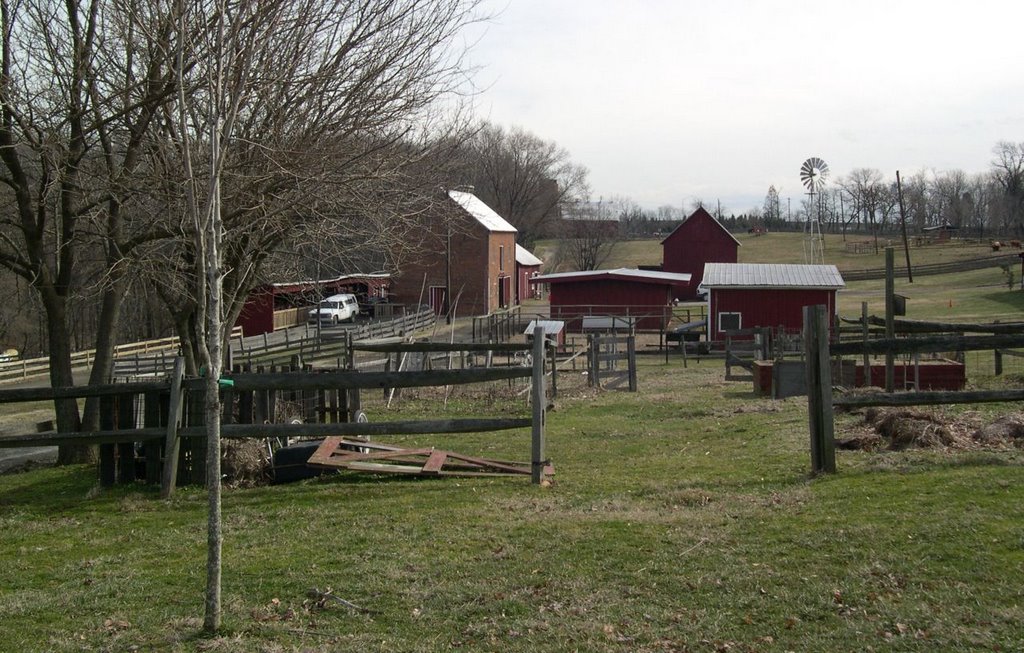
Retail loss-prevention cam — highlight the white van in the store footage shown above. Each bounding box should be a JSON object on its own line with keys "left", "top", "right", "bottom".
{"left": 308, "top": 293, "right": 359, "bottom": 325}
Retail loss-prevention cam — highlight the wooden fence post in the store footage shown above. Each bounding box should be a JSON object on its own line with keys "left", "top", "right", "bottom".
{"left": 531, "top": 327, "right": 546, "bottom": 485}
{"left": 99, "top": 394, "right": 116, "bottom": 487}
{"left": 995, "top": 349, "right": 1003, "bottom": 376}
{"left": 803, "top": 305, "right": 836, "bottom": 474}
{"left": 587, "top": 334, "right": 597, "bottom": 387}
{"left": 885, "top": 247, "right": 895, "bottom": 392}
{"left": 627, "top": 335, "right": 638, "bottom": 392}
{"left": 549, "top": 341, "right": 558, "bottom": 399}
{"left": 159, "top": 358, "right": 186, "bottom": 498}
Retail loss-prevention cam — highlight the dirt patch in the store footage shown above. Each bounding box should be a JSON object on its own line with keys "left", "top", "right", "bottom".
{"left": 836, "top": 407, "right": 1011, "bottom": 452}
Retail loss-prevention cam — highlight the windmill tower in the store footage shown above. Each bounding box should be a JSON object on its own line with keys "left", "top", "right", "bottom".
{"left": 799, "top": 157, "right": 828, "bottom": 265}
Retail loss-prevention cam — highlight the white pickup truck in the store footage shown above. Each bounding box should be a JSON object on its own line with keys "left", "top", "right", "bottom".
{"left": 308, "top": 293, "right": 359, "bottom": 325}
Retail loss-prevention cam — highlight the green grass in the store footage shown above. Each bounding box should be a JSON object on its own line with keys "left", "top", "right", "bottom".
{"left": 2, "top": 362, "right": 1023, "bottom": 652}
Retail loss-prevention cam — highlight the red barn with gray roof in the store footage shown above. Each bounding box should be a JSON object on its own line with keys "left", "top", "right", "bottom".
{"left": 530, "top": 268, "right": 691, "bottom": 332}
{"left": 699, "top": 263, "right": 845, "bottom": 337}
{"left": 661, "top": 207, "right": 741, "bottom": 300}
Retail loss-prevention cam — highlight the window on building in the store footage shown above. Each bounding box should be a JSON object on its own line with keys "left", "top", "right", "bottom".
{"left": 718, "top": 312, "right": 741, "bottom": 332}
{"left": 499, "top": 245, "right": 505, "bottom": 271}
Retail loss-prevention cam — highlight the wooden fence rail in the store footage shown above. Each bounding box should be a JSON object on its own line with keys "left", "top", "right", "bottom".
{"left": 0, "top": 329, "right": 551, "bottom": 490}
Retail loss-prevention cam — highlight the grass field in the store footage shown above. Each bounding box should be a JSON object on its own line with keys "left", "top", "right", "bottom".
{"left": 1, "top": 360, "right": 1022, "bottom": 652}
{"left": 3, "top": 233, "right": 1023, "bottom": 651}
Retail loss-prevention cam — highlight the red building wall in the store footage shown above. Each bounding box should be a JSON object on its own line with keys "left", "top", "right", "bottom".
{"left": 391, "top": 223, "right": 515, "bottom": 317}
{"left": 236, "top": 289, "right": 275, "bottom": 336}
{"left": 662, "top": 208, "right": 738, "bottom": 300}
{"left": 708, "top": 287, "right": 836, "bottom": 337}
{"left": 517, "top": 263, "right": 541, "bottom": 303}
{"left": 549, "top": 279, "right": 672, "bottom": 331}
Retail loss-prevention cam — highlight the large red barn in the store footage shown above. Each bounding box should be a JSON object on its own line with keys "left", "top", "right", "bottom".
{"left": 699, "top": 263, "right": 844, "bottom": 338}
{"left": 661, "top": 207, "right": 741, "bottom": 300}
{"left": 531, "top": 268, "right": 691, "bottom": 332}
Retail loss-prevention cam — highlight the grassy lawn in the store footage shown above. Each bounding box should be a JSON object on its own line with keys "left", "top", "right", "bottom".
{"left": 2, "top": 359, "right": 1023, "bottom": 652}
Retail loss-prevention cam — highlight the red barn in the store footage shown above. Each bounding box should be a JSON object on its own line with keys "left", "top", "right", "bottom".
{"left": 699, "top": 263, "right": 845, "bottom": 338}
{"left": 530, "top": 268, "right": 691, "bottom": 332}
{"left": 661, "top": 207, "right": 741, "bottom": 300}
{"left": 390, "top": 190, "right": 517, "bottom": 317}
{"left": 515, "top": 244, "right": 543, "bottom": 304}
{"left": 236, "top": 273, "right": 390, "bottom": 336}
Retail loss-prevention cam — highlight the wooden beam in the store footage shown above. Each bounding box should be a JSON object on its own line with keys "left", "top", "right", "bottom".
{"left": 160, "top": 358, "right": 186, "bottom": 499}
{"left": 831, "top": 333, "right": 1024, "bottom": 357}
{"left": 0, "top": 380, "right": 169, "bottom": 404}
{"left": 834, "top": 389, "right": 1024, "bottom": 408}
{"left": 184, "top": 367, "right": 532, "bottom": 393}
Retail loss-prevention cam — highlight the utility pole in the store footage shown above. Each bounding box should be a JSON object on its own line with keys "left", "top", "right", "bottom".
{"left": 896, "top": 170, "right": 913, "bottom": 283}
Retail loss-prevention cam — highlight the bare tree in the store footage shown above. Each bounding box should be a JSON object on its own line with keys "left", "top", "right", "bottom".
{"left": 0, "top": 0, "right": 186, "bottom": 459}
{"left": 147, "top": 0, "right": 483, "bottom": 632}
{"left": 991, "top": 141, "right": 1024, "bottom": 236}
{"left": 556, "top": 200, "right": 620, "bottom": 271}
{"left": 459, "top": 122, "right": 588, "bottom": 249}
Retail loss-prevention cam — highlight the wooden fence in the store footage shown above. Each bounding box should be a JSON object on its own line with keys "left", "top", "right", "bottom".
{"left": 0, "top": 329, "right": 552, "bottom": 489}
{"left": 587, "top": 334, "right": 637, "bottom": 391}
{"left": 803, "top": 304, "right": 1024, "bottom": 474}
{"left": 471, "top": 306, "right": 523, "bottom": 343}
{"left": 110, "top": 309, "right": 436, "bottom": 380}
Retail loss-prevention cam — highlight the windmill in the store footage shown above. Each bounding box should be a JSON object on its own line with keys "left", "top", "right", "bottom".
{"left": 799, "top": 157, "right": 829, "bottom": 265}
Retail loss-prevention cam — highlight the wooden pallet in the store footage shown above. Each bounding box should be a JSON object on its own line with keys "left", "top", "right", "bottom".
{"left": 307, "top": 436, "right": 554, "bottom": 478}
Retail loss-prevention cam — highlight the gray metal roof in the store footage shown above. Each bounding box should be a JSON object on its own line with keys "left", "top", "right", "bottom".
{"left": 532, "top": 268, "right": 691, "bottom": 284}
{"left": 700, "top": 263, "right": 845, "bottom": 289}
{"left": 523, "top": 320, "right": 565, "bottom": 336}
{"left": 515, "top": 244, "right": 543, "bottom": 266}
{"left": 448, "top": 190, "right": 517, "bottom": 233}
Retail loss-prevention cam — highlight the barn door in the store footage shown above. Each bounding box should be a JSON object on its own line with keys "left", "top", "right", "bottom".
{"left": 429, "top": 286, "right": 447, "bottom": 315}
{"left": 498, "top": 276, "right": 511, "bottom": 308}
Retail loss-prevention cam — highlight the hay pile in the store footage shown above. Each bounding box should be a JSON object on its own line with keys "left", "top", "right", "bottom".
{"left": 838, "top": 408, "right": 1024, "bottom": 452}
{"left": 221, "top": 439, "right": 271, "bottom": 487}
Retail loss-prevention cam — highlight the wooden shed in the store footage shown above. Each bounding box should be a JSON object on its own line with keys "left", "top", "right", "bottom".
{"left": 236, "top": 273, "right": 390, "bottom": 336}
{"left": 515, "top": 244, "right": 543, "bottom": 304}
{"left": 661, "top": 207, "right": 741, "bottom": 300}
{"left": 699, "top": 263, "right": 845, "bottom": 338}
{"left": 390, "top": 190, "right": 517, "bottom": 317}
{"left": 530, "top": 268, "right": 691, "bottom": 332}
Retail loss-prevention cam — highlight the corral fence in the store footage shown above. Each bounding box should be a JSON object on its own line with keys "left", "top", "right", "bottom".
{"left": 587, "top": 334, "right": 637, "bottom": 391}
{"left": 841, "top": 253, "right": 1019, "bottom": 282}
{"left": 471, "top": 306, "right": 523, "bottom": 344}
{"left": 0, "top": 329, "right": 554, "bottom": 489}
{"left": 0, "top": 327, "right": 241, "bottom": 384}
{"left": 802, "top": 304, "right": 1024, "bottom": 474}
{"left": 111, "top": 309, "right": 436, "bottom": 380}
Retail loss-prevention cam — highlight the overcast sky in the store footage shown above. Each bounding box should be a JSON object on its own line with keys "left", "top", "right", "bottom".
{"left": 463, "top": 0, "right": 1024, "bottom": 214}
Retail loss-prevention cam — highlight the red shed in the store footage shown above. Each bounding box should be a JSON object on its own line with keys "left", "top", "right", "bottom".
{"left": 661, "top": 207, "right": 741, "bottom": 300}
{"left": 699, "top": 263, "right": 844, "bottom": 338}
{"left": 236, "top": 273, "right": 390, "bottom": 336}
{"left": 531, "top": 268, "right": 691, "bottom": 332}
{"left": 515, "top": 244, "right": 543, "bottom": 304}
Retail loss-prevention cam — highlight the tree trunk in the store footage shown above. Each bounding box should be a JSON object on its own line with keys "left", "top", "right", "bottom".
{"left": 41, "top": 291, "right": 91, "bottom": 465}
{"left": 82, "top": 273, "right": 128, "bottom": 431}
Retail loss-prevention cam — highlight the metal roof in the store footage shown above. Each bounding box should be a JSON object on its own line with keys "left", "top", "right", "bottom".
{"left": 531, "top": 267, "right": 691, "bottom": 285}
{"left": 700, "top": 263, "right": 845, "bottom": 289}
{"left": 523, "top": 320, "right": 565, "bottom": 336}
{"left": 515, "top": 244, "right": 543, "bottom": 266}
{"left": 448, "top": 190, "right": 517, "bottom": 233}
